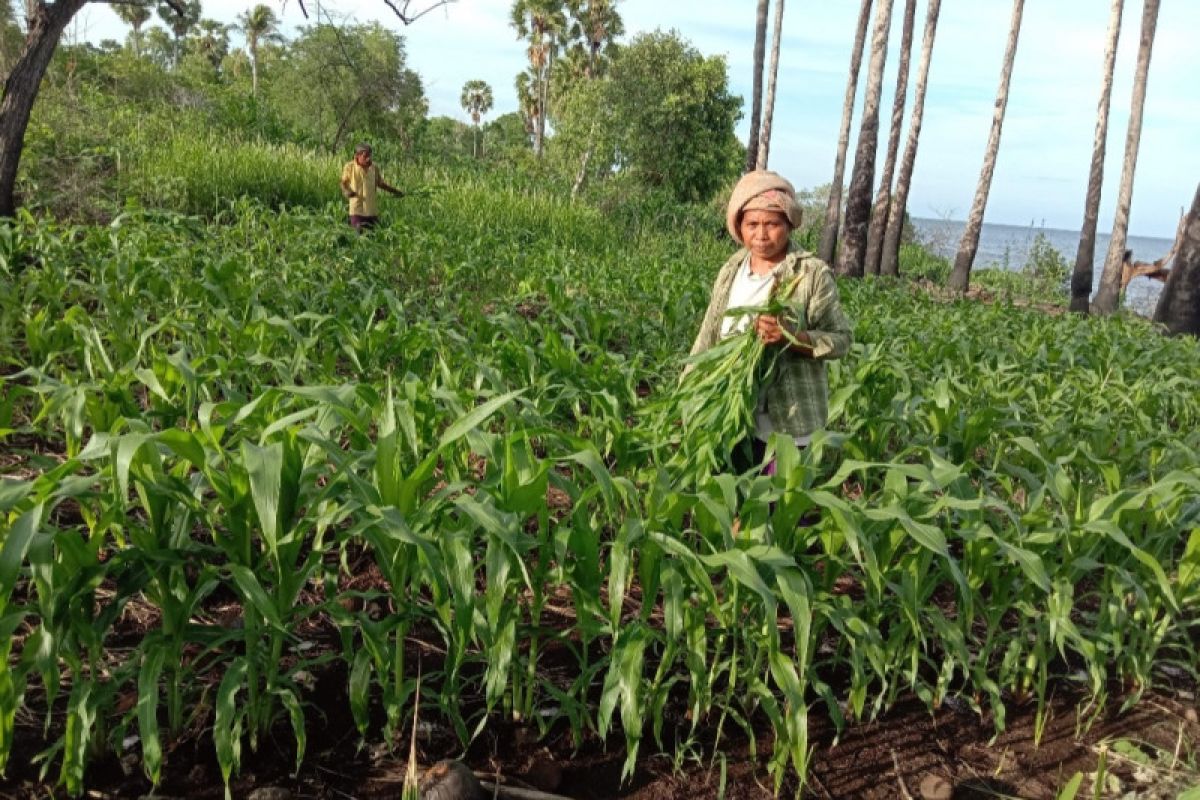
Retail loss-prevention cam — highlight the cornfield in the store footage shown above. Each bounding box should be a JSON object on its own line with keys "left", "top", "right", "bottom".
{"left": 1, "top": 174, "right": 1197, "bottom": 797}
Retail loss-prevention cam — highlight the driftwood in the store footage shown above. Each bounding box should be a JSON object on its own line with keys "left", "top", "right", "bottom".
{"left": 1122, "top": 210, "right": 1186, "bottom": 289}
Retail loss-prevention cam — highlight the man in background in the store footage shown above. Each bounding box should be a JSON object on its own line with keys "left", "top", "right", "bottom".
{"left": 340, "top": 142, "right": 403, "bottom": 232}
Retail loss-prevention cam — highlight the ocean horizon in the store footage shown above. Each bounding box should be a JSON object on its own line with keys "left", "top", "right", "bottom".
{"left": 910, "top": 217, "right": 1175, "bottom": 315}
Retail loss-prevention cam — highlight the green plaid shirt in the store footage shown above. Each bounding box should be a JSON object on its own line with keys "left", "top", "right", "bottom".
{"left": 689, "top": 246, "right": 852, "bottom": 439}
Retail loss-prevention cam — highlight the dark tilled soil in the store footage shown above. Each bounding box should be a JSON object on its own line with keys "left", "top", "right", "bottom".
{"left": 3, "top": 672, "right": 1195, "bottom": 800}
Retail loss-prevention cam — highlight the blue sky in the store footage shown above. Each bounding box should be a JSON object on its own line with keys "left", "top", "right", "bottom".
{"left": 72, "top": 0, "right": 1200, "bottom": 238}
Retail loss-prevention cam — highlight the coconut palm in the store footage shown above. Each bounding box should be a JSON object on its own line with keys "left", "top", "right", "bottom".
{"left": 1069, "top": 0, "right": 1124, "bottom": 313}
{"left": 947, "top": 0, "right": 1025, "bottom": 293}
{"left": 755, "top": 0, "right": 784, "bottom": 169}
{"left": 863, "top": 0, "right": 915, "bottom": 276}
{"left": 1092, "top": 0, "right": 1160, "bottom": 314}
{"left": 879, "top": 0, "right": 942, "bottom": 277}
{"left": 745, "top": 0, "right": 769, "bottom": 173}
{"left": 237, "top": 4, "right": 280, "bottom": 98}
{"left": 511, "top": 0, "right": 568, "bottom": 158}
{"left": 460, "top": 79, "right": 494, "bottom": 157}
{"left": 818, "top": 0, "right": 873, "bottom": 264}
{"left": 114, "top": 2, "right": 152, "bottom": 58}
{"left": 835, "top": 0, "right": 893, "bottom": 278}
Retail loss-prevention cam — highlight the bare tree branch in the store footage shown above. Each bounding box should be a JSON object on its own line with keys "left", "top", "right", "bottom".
{"left": 380, "top": 0, "right": 454, "bottom": 25}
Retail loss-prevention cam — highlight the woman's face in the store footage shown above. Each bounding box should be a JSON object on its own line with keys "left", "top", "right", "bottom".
{"left": 739, "top": 209, "right": 791, "bottom": 262}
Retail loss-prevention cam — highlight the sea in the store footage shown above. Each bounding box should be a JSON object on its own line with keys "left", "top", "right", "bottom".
{"left": 909, "top": 217, "right": 1176, "bottom": 316}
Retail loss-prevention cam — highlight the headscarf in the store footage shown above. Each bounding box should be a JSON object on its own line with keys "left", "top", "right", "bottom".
{"left": 725, "top": 170, "right": 802, "bottom": 244}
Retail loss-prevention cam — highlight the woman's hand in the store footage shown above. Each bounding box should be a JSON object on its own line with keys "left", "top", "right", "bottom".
{"left": 756, "top": 314, "right": 813, "bottom": 352}
{"left": 755, "top": 314, "right": 787, "bottom": 346}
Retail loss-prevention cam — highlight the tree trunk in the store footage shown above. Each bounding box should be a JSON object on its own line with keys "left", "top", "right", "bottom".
{"left": 1069, "top": 0, "right": 1123, "bottom": 313}
{"left": 755, "top": 0, "right": 784, "bottom": 170}
{"left": 1152, "top": 184, "right": 1200, "bottom": 336}
{"left": 880, "top": 0, "right": 941, "bottom": 277}
{"left": 947, "top": 0, "right": 1025, "bottom": 293}
{"left": 0, "top": 0, "right": 87, "bottom": 217}
{"left": 745, "top": 0, "right": 768, "bottom": 174}
{"left": 864, "top": 0, "right": 915, "bottom": 276}
{"left": 818, "top": 0, "right": 872, "bottom": 264}
{"left": 250, "top": 39, "right": 259, "bottom": 97}
{"left": 835, "top": 0, "right": 893, "bottom": 278}
{"left": 1092, "top": 0, "right": 1159, "bottom": 314}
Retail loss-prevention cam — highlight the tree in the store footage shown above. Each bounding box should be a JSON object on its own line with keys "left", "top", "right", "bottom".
{"left": 1152, "top": 184, "right": 1200, "bottom": 336}
{"left": 157, "top": 0, "right": 200, "bottom": 66}
{"left": 818, "top": 0, "right": 872, "bottom": 264}
{"left": 1091, "top": 0, "right": 1160, "bottom": 314}
{"left": 1068, "top": 0, "right": 1123, "bottom": 313}
{"left": 755, "top": 0, "right": 784, "bottom": 169}
{"left": 835, "top": 0, "right": 893, "bottom": 278}
{"left": 114, "top": 1, "right": 152, "bottom": 58}
{"left": 863, "top": 0, "right": 915, "bottom": 276}
{"left": 947, "top": 0, "right": 1025, "bottom": 293}
{"left": 554, "top": 30, "right": 741, "bottom": 202}
{"left": 460, "top": 79, "right": 493, "bottom": 157}
{"left": 879, "top": 0, "right": 941, "bottom": 277}
{"left": 744, "top": 0, "right": 768, "bottom": 173}
{"left": 268, "top": 23, "right": 427, "bottom": 151}
{"left": 189, "top": 17, "right": 230, "bottom": 69}
{"left": 565, "top": 0, "right": 622, "bottom": 79}
{"left": 237, "top": 4, "right": 280, "bottom": 97}
{"left": 511, "top": 0, "right": 567, "bottom": 158}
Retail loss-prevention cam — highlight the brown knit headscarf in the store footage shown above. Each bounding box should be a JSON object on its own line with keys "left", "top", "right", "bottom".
{"left": 725, "top": 170, "right": 803, "bottom": 244}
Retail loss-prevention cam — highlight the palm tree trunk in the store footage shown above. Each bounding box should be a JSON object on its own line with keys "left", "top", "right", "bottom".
{"left": 1152, "top": 183, "right": 1200, "bottom": 336}
{"left": 1092, "top": 0, "right": 1160, "bottom": 314}
{"left": 880, "top": 0, "right": 941, "bottom": 277}
{"left": 864, "top": 0, "right": 915, "bottom": 276}
{"left": 0, "top": 0, "right": 88, "bottom": 217}
{"left": 250, "top": 38, "right": 259, "bottom": 97}
{"left": 745, "top": 0, "right": 769, "bottom": 174}
{"left": 818, "top": 0, "right": 873, "bottom": 264}
{"left": 756, "top": 0, "right": 785, "bottom": 169}
{"left": 947, "top": 0, "right": 1025, "bottom": 293}
{"left": 835, "top": 0, "right": 894, "bottom": 278}
{"left": 1069, "top": 0, "right": 1123, "bottom": 313}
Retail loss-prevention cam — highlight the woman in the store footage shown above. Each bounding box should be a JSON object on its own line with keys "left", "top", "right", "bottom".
{"left": 689, "top": 170, "right": 852, "bottom": 473}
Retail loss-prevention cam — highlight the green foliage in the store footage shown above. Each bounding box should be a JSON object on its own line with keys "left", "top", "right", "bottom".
{"left": 552, "top": 30, "right": 743, "bottom": 202}
{"left": 1, "top": 164, "right": 1198, "bottom": 797}
{"left": 265, "top": 23, "right": 427, "bottom": 151}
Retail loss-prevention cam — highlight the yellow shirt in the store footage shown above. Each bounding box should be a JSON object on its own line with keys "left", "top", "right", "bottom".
{"left": 341, "top": 161, "right": 383, "bottom": 217}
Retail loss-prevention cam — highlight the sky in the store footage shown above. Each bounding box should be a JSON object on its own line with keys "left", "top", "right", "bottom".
{"left": 68, "top": 0, "right": 1200, "bottom": 238}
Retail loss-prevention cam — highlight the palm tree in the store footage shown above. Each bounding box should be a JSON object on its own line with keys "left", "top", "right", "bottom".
{"left": 237, "top": 4, "right": 280, "bottom": 98}
{"left": 511, "top": 0, "right": 568, "bottom": 158}
{"left": 745, "top": 0, "right": 769, "bottom": 173}
{"left": 193, "top": 18, "right": 230, "bottom": 69}
{"left": 460, "top": 79, "right": 494, "bottom": 158}
{"left": 1092, "top": 0, "right": 1160, "bottom": 314}
{"left": 879, "top": 0, "right": 942, "bottom": 277}
{"left": 1068, "top": 0, "right": 1123, "bottom": 313}
{"left": 863, "top": 0, "right": 915, "bottom": 276}
{"left": 1152, "top": 184, "right": 1200, "bottom": 336}
{"left": 818, "top": 0, "right": 873, "bottom": 264}
{"left": 947, "top": 0, "right": 1025, "bottom": 293}
{"left": 115, "top": 2, "right": 152, "bottom": 58}
{"left": 566, "top": 0, "right": 623, "bottom": 79}
{"left": 755, "top": 0, "right": 784, "bottom": 169}
{"left": 835, "top": 0, "right": 893, "bottom": 278}
{"left": 157, "top": 0, "right": 200, "bottom": 67}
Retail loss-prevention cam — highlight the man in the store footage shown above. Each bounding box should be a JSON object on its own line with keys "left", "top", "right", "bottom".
{"left": 340, "top": 143, "right": 403, "bottom": 232}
